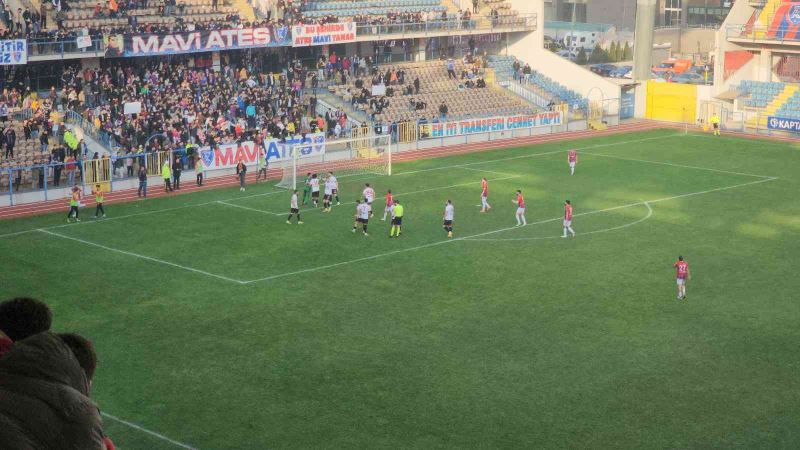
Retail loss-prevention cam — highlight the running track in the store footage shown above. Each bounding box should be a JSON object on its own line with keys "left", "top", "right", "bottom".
{"left": 0, "top": 121, "right": 794, "bottom": 220}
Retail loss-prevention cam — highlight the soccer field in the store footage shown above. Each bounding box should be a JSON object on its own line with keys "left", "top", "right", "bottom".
{"left": 1, "top": 128, "right": 799, "bottom": 449}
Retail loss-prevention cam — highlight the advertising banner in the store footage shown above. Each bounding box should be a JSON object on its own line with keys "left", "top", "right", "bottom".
{"left": 0, "top": 40, "right": 27, "bottom": 65}
{"left": 292, "top": 22, "right": 357, "bottom": 47}
{"left": 767, "top": 116, "right": 800, "bottom": 132}
{"left": 420, "top": 112, "right": 563, "bottom": 139}
{"left": 106, "top": 26, "right": 290, "bottom": 58}
{"left": 198, "top": 133, "right": 326, "bottom": 171}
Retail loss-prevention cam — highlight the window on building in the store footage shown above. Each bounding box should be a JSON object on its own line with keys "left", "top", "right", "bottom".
{"left": 687, "top": 6, "right": 731, "bottom": 26}
{"left": 557, "top": 2, "right": 587, "bottom": 23}
{"left": 664, "top": 0, "right": 682, "bottom": 26}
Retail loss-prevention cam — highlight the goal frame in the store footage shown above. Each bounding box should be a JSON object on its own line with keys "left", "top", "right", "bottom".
{"left": 276, "top": 134, "right": 393, "bottom": 190}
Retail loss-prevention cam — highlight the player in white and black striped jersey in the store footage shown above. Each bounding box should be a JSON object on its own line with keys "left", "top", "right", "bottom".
{"left": 352, "top": 199, "right": 371, "bottom": 236}
{"left": 443, "top": 200, "right": 454, "bottom": 238}
{"left": 363, "top": 183, "right": 375, "bottom": 217}
{"left": 287, "top": 190, "right": 303, "bottom": 224}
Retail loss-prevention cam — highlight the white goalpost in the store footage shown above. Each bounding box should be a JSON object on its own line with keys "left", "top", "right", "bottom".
{"left": 276, "top": 134, "right": 393, "bottom": 190}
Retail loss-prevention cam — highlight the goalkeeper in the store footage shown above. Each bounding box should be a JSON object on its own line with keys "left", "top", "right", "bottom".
{"left": 301, "top": 172, "right": 312, "bottom": 205}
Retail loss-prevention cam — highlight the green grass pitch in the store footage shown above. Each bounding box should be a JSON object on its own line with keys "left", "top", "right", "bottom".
{"left": 1, "top": 128, "right": 799, "bottom": 449}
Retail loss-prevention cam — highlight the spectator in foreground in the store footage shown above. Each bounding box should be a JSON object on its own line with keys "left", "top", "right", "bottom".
{"left": 0, "top": 332, "right": 108, "bottom": 449}
{"left": 0, "top": 296, "right": 53, "bottom": 342}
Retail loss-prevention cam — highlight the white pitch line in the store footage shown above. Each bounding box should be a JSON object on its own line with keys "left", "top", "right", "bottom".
{"left": 241, "top": 177, "right": 777, "bottom": 284}
{"left": 37, "top": 229, "right": 245, "bottom": 284}
{"left": 250, "top": 175, "right": 522, "bottom": 216}
{"left": 389, "top": 133, "right": 683, "bottom": 177}
{"left": 456, "top": 166, "right": 519, "bottom": 177}
{"left": 687, "top": 132, "right": 800, "bottom": 148}
{"left": 0, "top": 134, "right": 679, "bottom": 240}
{"left": 101, "top": 412, "right": 198, "bottom": 450}
{"left": 466, "top": 202, "right": 654, "bottom": 242}
{"left": 582, "top": 151, "right": 775, "bottom": 179}
{"left": 217, "top": 200, "right": 281, "bottom": 215}
{"left": 0, "top": 189, "right": 288, "bottom": 239}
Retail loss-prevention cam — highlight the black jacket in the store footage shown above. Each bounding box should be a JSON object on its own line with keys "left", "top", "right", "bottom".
{"left": 0, "top": 332, "right": 106, "bottom": 450}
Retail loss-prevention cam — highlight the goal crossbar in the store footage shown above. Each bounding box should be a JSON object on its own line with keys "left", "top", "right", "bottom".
{"left": 276, "top": 134, "right": 392, "bottom": 190}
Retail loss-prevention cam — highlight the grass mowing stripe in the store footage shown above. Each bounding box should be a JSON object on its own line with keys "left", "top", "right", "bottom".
{"left": 217, "top": 200, "right": 282, "bottom": 215}
{"left": 466, "top": 177, "right": 779, "bottom": 241}
{"left": 251, "top": 175, "right": 522, "bottom": 215}
{"left": 582, "top": 151, "right": 776, "bottom": 179}
{"left": 0, "top": 134, "right": 680, "bottom": 240}
{"left": 242, "top": 177, "right": 779, "bottom": 283}
{"left": 101, "top": 412, "right": 199, "bottom": 450}
{"left": 465, "top": 202, "right": 655, "bottom": 242}
{"left": 37, "top": 229, "right": 246, "bottom": 284}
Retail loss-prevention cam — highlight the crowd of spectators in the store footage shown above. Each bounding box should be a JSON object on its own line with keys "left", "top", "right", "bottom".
{"left": 33, "top": 51, "right": 363, "bottom": 170}
{"left": 0, "top": 297, "right": 115, "bottom": 449}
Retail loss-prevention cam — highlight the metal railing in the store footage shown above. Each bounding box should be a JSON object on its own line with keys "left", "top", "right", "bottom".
{"left": 354, "top": 14, "right": 535, "bottom": 37}
{"left": 1, "top": 149, "right": 175, "bottom": 205}
{"left": 63, "top": 110, "right": 122, "bottom": 152}
{"left": 726, "top": 24, "right": 800, "bottom": 43}
{"left": 26, "top": 37, "right": 105, "bottom": 58}
{"left": 21, "top": 14, "right": 536, "bottom": 59}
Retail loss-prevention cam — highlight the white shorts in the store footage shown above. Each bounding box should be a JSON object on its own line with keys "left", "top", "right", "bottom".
{"left": 516, "top": 207, "right": 526, "bottom": 215}
{"left": 569, "top": 162, "right": 576, "bottom": 169}
{"left": 481, "top": 195, "right": 487, "bottom": 200}
{"left": 563, "top": 219, "right": 572, "bottom": 227}
{"left": 676, "top": 278, "right": 686, "bottom": 286}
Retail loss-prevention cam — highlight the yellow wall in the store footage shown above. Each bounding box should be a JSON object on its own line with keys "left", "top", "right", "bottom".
{"left": 645, "top": 81, "right": 697, "bottom": 123}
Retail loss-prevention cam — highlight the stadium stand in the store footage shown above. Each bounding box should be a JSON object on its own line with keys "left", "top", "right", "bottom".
{"left": 61, "top": 0, "right": 242, "bottom": 30}
{"left": 325, "top": 58, "right": 537, "bottom": 124}
{"left": 299, "top": 0, "right": 447, "bottom": 20}
{"left": 736, "top": 80, "right": 800, "bottom": 127}
{"left": 489, "top": 55, "right": 588, "bottom": 111}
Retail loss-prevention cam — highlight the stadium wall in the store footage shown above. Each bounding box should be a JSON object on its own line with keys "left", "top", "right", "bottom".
{"left": 505, "top": 2, "right": 620, "bottom": 113}
{"left": 507, "top": 0, "right": 545, "bottom": 56}
{"left": 712, "top": 0, "right": 759, "bottom": 94}
{"left": 527, "top": 50, "right": 622, "bottom": 114}
{"left": 645, "top": 80, "right": 697, "bottom": 123}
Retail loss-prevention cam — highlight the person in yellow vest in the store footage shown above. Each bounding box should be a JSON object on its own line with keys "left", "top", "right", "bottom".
{"left": 162, "top": 160, "right": 173, "bottom": 192}
{"left": 67, "top": 185, "right": 81, "bottom": 223}
{"left": 92, "top": 184, "right": 106, "bottom": 219}
{"left": 710, "top": 113, "right": 721, "bottom": 136}
{"left": 389, "top": 199, "right": 404, "bottom": 238}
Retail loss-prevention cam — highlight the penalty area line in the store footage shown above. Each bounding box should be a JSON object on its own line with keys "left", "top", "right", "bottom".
{"left": 581, "top": 151, "right": 777, "bottom": 179}
{"left": 465, "top": 202, "right": 654, "bottom": 242}
{"left": 242, "top": 176, "right": 777, "bottom": 284}
{"left": 232, "top": 175, "right": 522, "bottom": 216}
{"left": 37, "top": 229, "right": 246, "bottom": 284}
{"left": 0, "top": 134, "right": 679, "bottom": 240}
{"left": 217, "top": 200, "right": 281, "bottom": 215}
{"left": 101, "top": 412, "right": 198, "bottom": 450}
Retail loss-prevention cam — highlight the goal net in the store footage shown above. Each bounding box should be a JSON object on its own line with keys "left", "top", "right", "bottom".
{"left": 275, "top": 134, "right": 392, "bottom": 190}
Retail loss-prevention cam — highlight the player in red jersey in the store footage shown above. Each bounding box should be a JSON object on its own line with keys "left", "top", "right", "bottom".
{"left": 568, "top": 149, "right": 578, "bottom": 176}
{"left": 673, "top": 256, "right": 691, "bottom": 300}
{"left": 513, "top": 190, "right": 527, "bottom": 226}
{"left": 562, "top": 200, "right": 576, "bottom": 238}
{"left": 381, "top": 190, "right": 393, "bottom": 221}
{"left": 480, "top": 177, "right": 491, "bottom": 212}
